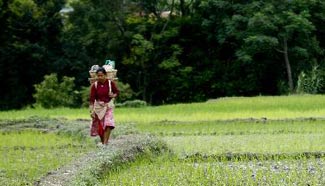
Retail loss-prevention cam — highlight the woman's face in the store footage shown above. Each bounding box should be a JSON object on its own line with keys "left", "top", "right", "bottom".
{"left": 97, "top": 71, "right": 106, "bottom": 82}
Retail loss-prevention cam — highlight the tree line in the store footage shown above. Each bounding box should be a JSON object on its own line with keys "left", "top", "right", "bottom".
{"left": 1, "top": 0, "right": 325, "bottom": 110}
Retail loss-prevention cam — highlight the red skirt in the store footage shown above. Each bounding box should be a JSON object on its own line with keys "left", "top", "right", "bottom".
{"left": 90, "top": 108, "right": 115, "bottom": 137}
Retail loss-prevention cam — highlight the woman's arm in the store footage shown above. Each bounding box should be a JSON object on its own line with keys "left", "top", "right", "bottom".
{"left": 111, "top": 81, "right": 120, "bottom": 97}
{"left": 89, "top": 84, "right": 96, "bottom": 110}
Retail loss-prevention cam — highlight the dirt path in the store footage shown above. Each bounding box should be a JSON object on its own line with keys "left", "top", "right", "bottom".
{"left": 35, "top": 134, "right": 165, "bottom": 186}
{"left": 35, "top": 137, "right": 125, "bottom": 186}
{"left": 35, "top": 151, "right": 98, "bottom": 186}
{"left": 0, "top": 118, "right": 149, "bottom": 186}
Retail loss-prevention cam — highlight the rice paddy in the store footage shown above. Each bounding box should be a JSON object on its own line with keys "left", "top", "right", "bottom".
{"left": 0, "top": 130, "right": 95, "bottom": 185}
{"left": 1, "top": 95, "right": 325, "bottom": 185}
{"left": 101, "top": 95, "right": 325, "bottom": 185}
{"left": 102, "top": 156, "right": 325, "bottom": 185}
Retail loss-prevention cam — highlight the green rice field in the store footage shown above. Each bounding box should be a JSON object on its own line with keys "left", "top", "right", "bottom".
{"left": 102, "top": 118, "right": 325, "bottom": 185}
{"left": 103, "top": 155, "right": 325, "bottom": 185}
{"left": 1, "top": 95, "right": 325, "bottom": 185}
{"left": 0, "top": 130, "right": 95, "bottom": 185}
{"left": 103, "top": 95, "right": 325, "bottom": 185}
{"left": 1, "top": 95, "right": 325, "bottom": 122}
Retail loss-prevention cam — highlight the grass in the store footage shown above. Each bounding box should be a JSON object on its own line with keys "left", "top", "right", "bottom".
{"left": 99, "top": 95, "right": 325, "bottom": 185}
{"left": 101, "top": 155, "right": 325, "bottom": 185}
{"left": 0, "top": 107, "right": 87, "bottom": 120}
{"left": 2, "top": 94, "right": 325, "bottom": 185}
{"left": 0, "top": 130, "right": 95, "bottom": 186}
{"left": 164, "top": 133, "right": 325, "bottom": 155}
{"left": 135, "top": 119, "right": 325, "bottom": 156}
{"left": 102, "top": 127, "right": 325, "bottom": 185}
{"left": 117, "top": 94, "right": 325, "bottom": 123}
{"left": 1, "top": 94, "right": 325, "bottom": 122}
{"left": 135, "top": 120, "right": 325, "bottom": 136}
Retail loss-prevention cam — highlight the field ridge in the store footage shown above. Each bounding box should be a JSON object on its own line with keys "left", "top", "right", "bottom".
{"left": 35, "top": 134, "right": 167, "bottom": 186}
{"left": 183, "top": 152, "right": 325, "bottom": 161}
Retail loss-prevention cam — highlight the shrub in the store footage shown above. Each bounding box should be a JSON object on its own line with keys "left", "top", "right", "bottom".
{"left": 296, "top": 65, "right": 324, "bottom": 94}
{"left": 116, "top": 81, "right": 134, "bottom": 103}
{"left": 33, "top": 73, "right": 77, "bottom": 108}
{"left": 115, "top": 99, "right": 147, "bottom": 108}
{"left": 80, "top": 86, "right": 91, "bottom": 108}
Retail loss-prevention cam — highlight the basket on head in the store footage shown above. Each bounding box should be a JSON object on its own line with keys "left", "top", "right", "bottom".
{"left": 104, "top": 59, "right": 117, "bottom": 80}
{"left": 106, "top": 69, "right": 117, "bottom": 80}
{"left": 89, "top": 65, "right": 99, "bottom": 78}
{"left": 105, "top": 60, "right": 115, "bottom": 69}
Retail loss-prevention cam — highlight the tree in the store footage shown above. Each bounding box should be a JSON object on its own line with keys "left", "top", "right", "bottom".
{"left": 239, "top": 1, "right": 322, "bottom": 92}
{"left": 122, "top": 34, "right": 154, "bottom": 101}
{"left": 0, "top": 0, "right": 65, "bottom": 110}
{"left": 62, "top": 0, "right": 134, "bottom": 87}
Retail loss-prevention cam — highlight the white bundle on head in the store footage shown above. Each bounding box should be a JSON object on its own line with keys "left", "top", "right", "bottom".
{"left": 103, "top": 64, "right": 113, "bottom": 72}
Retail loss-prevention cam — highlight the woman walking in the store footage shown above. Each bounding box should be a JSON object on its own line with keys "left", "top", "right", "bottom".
{"left": 89, "top": 67, "right": 119, "bottom": 145}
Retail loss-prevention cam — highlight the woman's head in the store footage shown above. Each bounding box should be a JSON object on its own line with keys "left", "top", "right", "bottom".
{"left": 96, "top": 67, "right": 107, "bottom": 82}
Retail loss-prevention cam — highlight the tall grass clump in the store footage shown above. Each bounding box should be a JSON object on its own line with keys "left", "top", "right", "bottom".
{"left": 296, "top": 65, "right": 324, "bottom": 94}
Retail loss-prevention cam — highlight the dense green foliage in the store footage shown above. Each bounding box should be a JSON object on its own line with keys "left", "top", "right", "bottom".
{"left": 33, "top": 73, "right": 78, "bottom": 108}
{"left": 115, "top": 99, "right": 147, "bottom": 108}
{"left": 296, "top": 64, "right": 324, "bottom": 94}
{"left": 2, "top": 0, "right": 325, "bottom": 109}
{"left": 0, "top": 0, "right": 65, "bottom": 109}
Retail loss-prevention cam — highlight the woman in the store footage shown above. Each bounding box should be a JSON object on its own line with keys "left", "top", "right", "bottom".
{"left": 89, "top": 67, "right": 119, "bottom": 145}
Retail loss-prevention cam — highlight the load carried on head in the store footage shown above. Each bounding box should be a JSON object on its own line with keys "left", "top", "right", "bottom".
{"left": 88, "top": 59, "right": 118, "bottom": 85}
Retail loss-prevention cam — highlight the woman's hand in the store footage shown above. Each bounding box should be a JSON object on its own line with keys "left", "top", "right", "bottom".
{"left": 109, "top": 92, "right": 116, "bottom": 98}
{"left": 89, "top": 104, "right": 94, "bottom": 111}
{"left": 89, "top": 104, "right": 95, "bottom": 118}
{"left": 90, "top": 111, "right": 96, "bottom": 118}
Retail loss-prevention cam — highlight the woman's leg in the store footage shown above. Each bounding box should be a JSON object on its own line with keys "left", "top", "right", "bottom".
{"left": 103, "top": 108, "right": 114, "bottom": 145}
{"left": 100, "top": 135, "right": 104, "bottom": 144}
{"left": 103, "top": 127, "right": 112, "bottom": 145}
{"left": 98, "top": 121, "right": 105, "bottom": 144}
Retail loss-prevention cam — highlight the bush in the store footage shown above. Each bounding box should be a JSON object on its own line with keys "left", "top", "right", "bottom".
{"left": 33, "top": 73, "right": 78, "bottom": 108}
{"left": 116, "top": 81, "right": 134, "bottom": 103}
{"left": 80, "top": 86, "right": 91, "bottom": 108}
{"left": 296, "top": 65, "right": 324, "bottom": 94}
{"left": 115, "top": 99, "right": 147, "bottom": 108}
